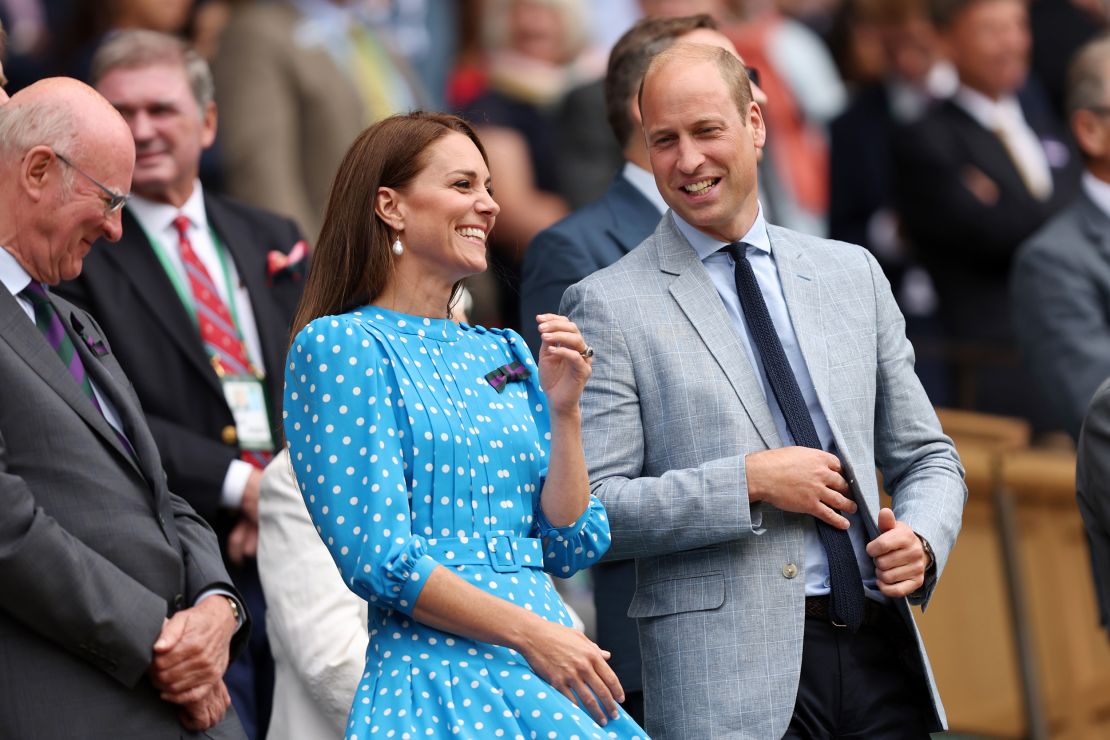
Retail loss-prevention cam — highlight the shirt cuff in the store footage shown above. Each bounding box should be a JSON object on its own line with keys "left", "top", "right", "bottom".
{"left": 195, "top": 589, "right": 246, "bottom": 632}
{"left": 221, "top": 459, "right": 253, "bottom": 509}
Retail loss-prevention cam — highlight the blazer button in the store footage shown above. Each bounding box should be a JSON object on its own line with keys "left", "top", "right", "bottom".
{"left": 782, "top": 563, "right": 798, "bottom": 579}
{"left": 221, "top": 425, "right": 238, "bottom": 445}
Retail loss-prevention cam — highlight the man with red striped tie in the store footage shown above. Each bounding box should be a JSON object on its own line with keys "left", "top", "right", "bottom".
{"left": 56, "top": 31, "right": 307, "bottom": 740}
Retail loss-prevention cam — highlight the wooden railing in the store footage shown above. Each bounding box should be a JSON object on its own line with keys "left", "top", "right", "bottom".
{"left": 912, "top": 410, "right": 1110, "bottom": 739}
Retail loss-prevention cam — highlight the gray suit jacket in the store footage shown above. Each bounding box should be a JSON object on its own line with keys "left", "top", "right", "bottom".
{"left": 1076, "top": 377, "right": 1110, "bottom": 635}
{"left": 0, "top": 287, "right": 245, "bottom": 739}
{"left": 1013, "top": 190, "right": 1110, "bottom": 439}
{"left": 562, "top": 215, "right": 966, "bottom": 739}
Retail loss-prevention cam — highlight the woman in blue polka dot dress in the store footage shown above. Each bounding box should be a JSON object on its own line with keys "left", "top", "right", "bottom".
{"left": 283, "top": 112, "right": 648, "bottom": 740}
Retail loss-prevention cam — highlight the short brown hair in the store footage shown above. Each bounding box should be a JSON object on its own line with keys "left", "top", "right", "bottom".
{"left": 929, "top": 0, "right": 1024, "bottom": 29}
{"left": 1067, "top": 33, "right": 1110, "bottom": 118}
{"left": 91, "top": 30, "right": 214, "bottom": 111}
{"left": 639, "top": 43, "right": 754, "bottom": 121}
{"left": 605, "top": 14, "right": 718, "bottom": 149}
{"left": 291, "top": 112, "right": 489, "bottom": 336}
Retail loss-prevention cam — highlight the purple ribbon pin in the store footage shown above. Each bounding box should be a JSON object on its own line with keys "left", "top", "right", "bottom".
{"left": 485, "top": 361, "right": 530, "bottom": 393}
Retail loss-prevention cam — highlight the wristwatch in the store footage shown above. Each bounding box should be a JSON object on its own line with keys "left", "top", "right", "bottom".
{"left": 916, "top": 533, "right": 937, "bottom": 574}
{"left": 224, "top": 596, "right": 242, "bottom": 627}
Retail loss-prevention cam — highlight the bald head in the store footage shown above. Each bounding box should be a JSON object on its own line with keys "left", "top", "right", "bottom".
{"left": 0, "top": 78, "right": 135, "bottom": 283}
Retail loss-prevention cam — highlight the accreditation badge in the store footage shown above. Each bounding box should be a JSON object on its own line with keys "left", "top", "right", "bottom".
{"left": 221, "top": 376, "right": 274, "bottom": 451}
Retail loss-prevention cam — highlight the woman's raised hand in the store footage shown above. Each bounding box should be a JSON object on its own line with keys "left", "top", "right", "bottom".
{"left": 535, "top": 313, "right": 592, "bottom": 415}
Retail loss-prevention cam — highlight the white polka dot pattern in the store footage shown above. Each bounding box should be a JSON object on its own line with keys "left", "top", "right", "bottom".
{"left": 284, "top": 307, "right": 641, "bottom": 739}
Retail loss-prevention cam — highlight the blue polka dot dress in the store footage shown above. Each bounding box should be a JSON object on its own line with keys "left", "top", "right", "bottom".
{"left": 284, "top": 306, "right": 648, "bottom": 740}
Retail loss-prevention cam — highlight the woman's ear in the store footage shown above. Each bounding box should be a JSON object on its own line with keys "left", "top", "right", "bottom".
{"left": 375, "top": 186, "right": 404, "bottom": 231}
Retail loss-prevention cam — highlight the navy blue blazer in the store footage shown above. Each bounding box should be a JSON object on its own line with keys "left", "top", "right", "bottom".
{"left": 519, "top": 172, "right": 662, "bottom": 695}
{"left": 519, "top": 173, "right": 661, "bottom": 355}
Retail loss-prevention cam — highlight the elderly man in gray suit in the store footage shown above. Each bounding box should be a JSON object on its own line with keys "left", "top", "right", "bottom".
{"left": 562, "top": 43, "right": 966, "bottom": 739}
{"left": 1013, "top": 35, "right": 1110, "bottom": 440}
{"left": 0, "top": 79, "right": 247, "bottom": 738}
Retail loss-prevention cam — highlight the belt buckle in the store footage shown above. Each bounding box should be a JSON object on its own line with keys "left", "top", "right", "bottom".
{"left": 487, "top": 535, "right": 520, "bottom": 573}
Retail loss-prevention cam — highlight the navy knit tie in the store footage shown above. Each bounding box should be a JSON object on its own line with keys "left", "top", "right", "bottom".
{"left": 727, "top": 242, "right": 865, "bottom": 631}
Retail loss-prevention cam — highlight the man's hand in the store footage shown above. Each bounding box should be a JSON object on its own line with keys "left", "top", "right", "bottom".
{"left": 865, "top": 508, "right": 928, "bottom": 597}
{"left": 241, "top": 466, "right": 262, "bottom": 522}
{"left": 226, "top": 518, "right": 258, "bottom": 565}
{"left": 176, "top": 679, "right": 231, "bottom": 732}
{"left": 745, "top": 447, "right": 856, "bottom": 528}
{"left": 150, "top": 596, "right": 237, "bottom": 704}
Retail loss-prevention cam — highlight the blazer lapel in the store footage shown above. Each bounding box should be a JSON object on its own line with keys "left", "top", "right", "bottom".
{"left": 657, "top": 218, "right": 779, "bottom": 448}
{"left": 1079, "top": 191, "right": 1110, "bottom": 261}
{"left": 103, "top": 209, "right": 223, "bottom": 397}
{"left": 770, "top": 227, "right": 829, "bottom": 404}
{"left": 205, "top": 194, "right": 287, "bottom": 388}
{"left": 61, "top": 305, "right": 148, "bottom": 478}
{"left": 0, "top": 289, "right": 140, "bottom": 474}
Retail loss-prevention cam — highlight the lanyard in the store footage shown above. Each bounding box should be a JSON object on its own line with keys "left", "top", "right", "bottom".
{"left": 140, "top": 219, "right": 250, "bottom": 363}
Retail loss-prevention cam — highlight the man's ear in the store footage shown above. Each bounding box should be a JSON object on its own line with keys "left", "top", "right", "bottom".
{"left": 749, "top": 102, "right": 767, "bottom": 149}
{"left": 201, "top": 101, "right": 218, "bottom": 150}
{"left": 375, "top": 186, "right": 404, "bottom": 231}
{"left": 21, "top": 145, "right": 54, "bottom": 203}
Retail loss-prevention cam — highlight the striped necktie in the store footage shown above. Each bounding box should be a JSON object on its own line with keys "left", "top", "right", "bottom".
{"left": 21, "top": 281, "right": 135, "bottom": 457}
{"left": 726, "top": 242, "right": 866, "bottom": 632}
{"left": 173, "top": 215, "right": 272, "bottom": 469}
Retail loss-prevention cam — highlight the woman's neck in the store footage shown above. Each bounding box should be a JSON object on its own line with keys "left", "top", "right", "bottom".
{"left": 372, "top": 276, "right": 453, "bottom": 319}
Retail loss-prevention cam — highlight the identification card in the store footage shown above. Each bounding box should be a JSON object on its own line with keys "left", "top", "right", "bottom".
{"left": 221, "top": 376, "right": 274, "bottom": 451}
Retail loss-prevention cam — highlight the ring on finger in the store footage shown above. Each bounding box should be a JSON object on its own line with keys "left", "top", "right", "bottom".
{"left": 580, "top": 345, "right": 594, "bottom": 359}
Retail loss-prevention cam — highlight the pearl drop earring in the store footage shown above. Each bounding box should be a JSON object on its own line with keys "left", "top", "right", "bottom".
{"left": 392, "top": 237, "right": 404, "bottom": 256}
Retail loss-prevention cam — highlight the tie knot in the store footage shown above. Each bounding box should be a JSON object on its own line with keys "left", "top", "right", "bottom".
{"left": 173, "top": 215, "right": 190, "bottom": 237}
{"left": 723, "top": 241, "right": 749, "bottom": 261}
{"left": 20, "top": 280, "right": 49, "bottom": 303}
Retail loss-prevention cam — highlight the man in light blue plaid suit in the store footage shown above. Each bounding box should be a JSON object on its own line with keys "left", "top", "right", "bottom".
{"left": 562, "top": 43, "right": 966, "bottom": 739}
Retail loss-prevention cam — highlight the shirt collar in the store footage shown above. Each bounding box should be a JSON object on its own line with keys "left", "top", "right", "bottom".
{"left": 0, "top": 246, "right": 34, "bottom": 297}
{"left": 672, "top": 203, "right": 770, "bottom": 262}
{"left": 1082, "top": 170, "right": 1110, "bottom": 219}
{"left": 127, "top": 180, "right": 207, "bottom": 236}
{"left": 952, "top": 84, "right": 1024, "bottom": 130}
{"left": 621, "top": 161, "right": 668, "bottom": 215}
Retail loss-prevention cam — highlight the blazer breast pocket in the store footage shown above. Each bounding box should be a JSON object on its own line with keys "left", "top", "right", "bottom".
{"left": 627, "top": 572, "right": 725, "bottom": 619}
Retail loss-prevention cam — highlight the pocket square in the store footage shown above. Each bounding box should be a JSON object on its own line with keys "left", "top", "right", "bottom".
{"left": 485, "top": 361, "right": 530, "bottom": 393}
{"left": 69, "top": 313, "right": 109, "bottom": 356}
{"left": 267, "top": 240, "right": 309, "bottom": 283}
{"left": 84, "top": 335, "right": 109, "bottom": 357}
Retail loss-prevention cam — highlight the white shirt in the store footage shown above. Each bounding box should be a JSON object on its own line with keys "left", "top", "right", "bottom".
{"left": 953, "top": 85, "right": 1053, "bottom": 200}
{"left": 127, "top": 181, "right": 265, "bottom": 509}
{"left": 672, "top": 208, "right": 884, "bottom": 599}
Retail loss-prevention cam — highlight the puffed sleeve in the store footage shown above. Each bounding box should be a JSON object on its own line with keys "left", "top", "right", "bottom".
{"left": 534, "top": 496, "right": 612, "bottom": 577}
{"left": 285, "top": 316, "right": 441, "bottom": 615}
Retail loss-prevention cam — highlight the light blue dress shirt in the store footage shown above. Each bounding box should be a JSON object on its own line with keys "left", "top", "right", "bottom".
{"left": 672, "top": 209, "right": 883, "bottom": 599}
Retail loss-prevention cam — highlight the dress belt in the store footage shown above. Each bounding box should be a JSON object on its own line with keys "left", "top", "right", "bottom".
{"left": 424, "top": 533, "right": 544, "bottom": 574}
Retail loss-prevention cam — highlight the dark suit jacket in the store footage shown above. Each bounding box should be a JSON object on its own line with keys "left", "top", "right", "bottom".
{"left": 55, "top": 193, "right": 305, "bottom": 533}
{"left": 1013, "top": 190, "right": 1110, "bottom": 439}
{"left": 0, "top": 286, "right": 246, "bottom": 739}
{"left": 519, "top": 172, "right": 661, "bottom": 694}
{"left": 892, "top": 84, "right": 1081, "bottom": 344}
{"left": 1077, "top": 377, "right": 1110, "bottom": 634}
{"left": 519, "top": 174, "right": 660, "bottom": 355}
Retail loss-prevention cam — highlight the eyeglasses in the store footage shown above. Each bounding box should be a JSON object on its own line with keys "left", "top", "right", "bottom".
{"left": 746, "top": 66, "right": 761, "bottom": 88}
{"left": 52, "top": 149, "right": 131, "bottom": 217}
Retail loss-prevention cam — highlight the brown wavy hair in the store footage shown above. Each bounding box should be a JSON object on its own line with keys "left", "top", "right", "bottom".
{"left": 291, "top": 111, "right": 489, "bottom": 337}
